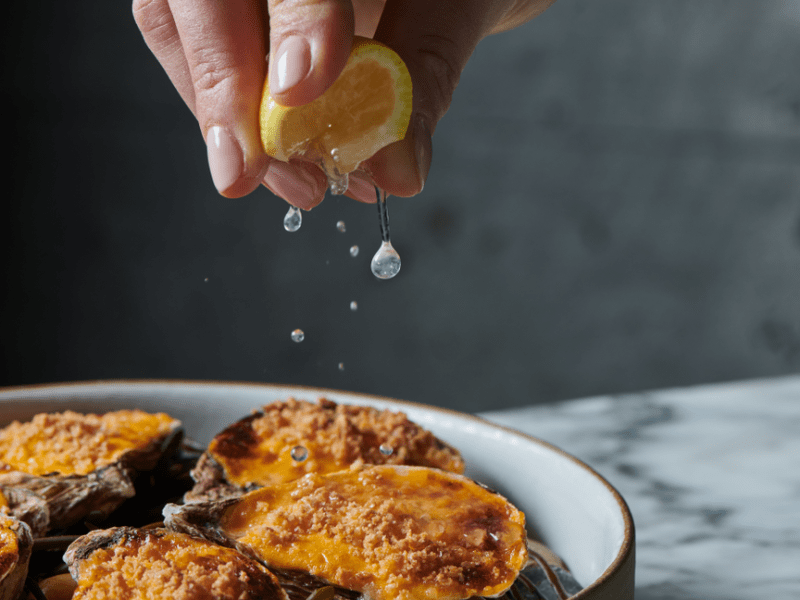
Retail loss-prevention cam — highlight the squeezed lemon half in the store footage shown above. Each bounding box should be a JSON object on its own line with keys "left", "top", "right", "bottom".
{"left": 260, "top": 37, "right": 413, "bottom": 187}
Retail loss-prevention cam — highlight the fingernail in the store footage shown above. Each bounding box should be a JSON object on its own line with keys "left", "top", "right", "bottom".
{"left": 263, "top": 161, "right": 319, "bottom": 209}
{"left": 206, "top": 126, "right": 243, "bottom": 193}
{"left": 270, "top": 36, "right": 312, "bottom": 94}
{"left": 413, "top": 115, "right": 432, "bottom": 189}
{"left": 347, "top": 172, "right": 377, "bottom": 203}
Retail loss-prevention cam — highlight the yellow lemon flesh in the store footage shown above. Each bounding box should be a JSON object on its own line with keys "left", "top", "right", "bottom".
{"left": 260, "top": 36, "right": 412, "bottom": 192}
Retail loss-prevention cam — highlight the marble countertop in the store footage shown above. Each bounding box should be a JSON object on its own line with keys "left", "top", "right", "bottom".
{"left": 480, "top": 376, "right": 800, "bottom": 600}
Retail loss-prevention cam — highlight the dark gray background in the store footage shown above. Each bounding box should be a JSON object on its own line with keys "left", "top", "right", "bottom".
{"left": 2, "top": 2, "right": 799, "bottom": 412}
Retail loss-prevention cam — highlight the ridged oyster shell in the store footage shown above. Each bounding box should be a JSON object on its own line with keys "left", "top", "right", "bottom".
{"left": 166, "top": 464, "right": 528, "bottom": 600}
{"left": 0, "top": 410, "right": 182, "bottom": 535}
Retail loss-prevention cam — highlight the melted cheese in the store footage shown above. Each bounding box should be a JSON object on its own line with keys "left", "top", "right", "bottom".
{"left": 222, "top": 465, "right": 527, "bottom": 600}
{"left": 72, "top": 528, "right": 286, "bottom": 600}
{"left": 208, "top": 398, "right": 464, "bottom": 488}
{"left": 0, "top": 410, "right": 178, "bottom": 476}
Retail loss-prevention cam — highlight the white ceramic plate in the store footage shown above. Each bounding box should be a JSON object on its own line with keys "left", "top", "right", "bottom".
{"left": 0, "top": 380, "right": 635, "bottom": 600}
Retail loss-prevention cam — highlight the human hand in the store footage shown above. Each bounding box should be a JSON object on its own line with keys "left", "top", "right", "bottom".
{"left": 133, "top": 0, "right": 555, "bottom": 209}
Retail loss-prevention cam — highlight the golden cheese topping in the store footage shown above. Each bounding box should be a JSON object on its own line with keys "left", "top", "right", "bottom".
{"left": 0, "top": 514, "right": 20, "bottom": 583}
{"left": 222, "top": 465, "right": 528, "bottom": 600}
{"left": 0, "top": 489, "right": 7, "bottom": 511}
{"left": 208, "top": 398, "right": 464, "bottom": 487}
{"left": 0, "top": 410, "right": 178, "bottom": 476}
{"left": 71, "top": 528, "right": 286, "bottom": 600}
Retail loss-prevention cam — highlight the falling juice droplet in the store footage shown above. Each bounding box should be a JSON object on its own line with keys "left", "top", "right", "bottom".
{"left": 328, "top": 172, "right": 349, "bottom": 195}
{"left": 371, "top": 241, "right": 401, "bottom": 279}
{"left": 371, "top": 187, "right": 401, "bottom": 279}
{"left": 379, "top": 444, "right": 394, "bottom": 456}
{"left": 284, "top": 206, "right": 302, "bottom": 232}
{"left": 350, "top": 245, "right": 359, "bottom": 257}
{"left": 338, "top": 362, "right": 345, "bottom": 371}
{"left": 290, "top": 445, "right": 308, "bottom": 461}
{"left": 291, "top": 329, "right": 305, "bottom": 343}
{"left": 350, "top": 301, "right": 358, "bottom": 311}
{"left": 320, "top": 148, "right": 349, "bottom": 195}
{"left": 336, "top": 220, "right": 346, "bottom": 233}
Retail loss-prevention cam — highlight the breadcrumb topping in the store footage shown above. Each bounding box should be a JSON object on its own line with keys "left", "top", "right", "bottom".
{"left": 223, "top": 465, "right": 527, "bottom": 600}
{"left": 72, "top": 529, "right": 285, "bottom": 600}
{"left": 209, "top": 398, "right": 464, "bottom": 487}
{"left": 0, "top": 410, "right": 178, "bottom": 476}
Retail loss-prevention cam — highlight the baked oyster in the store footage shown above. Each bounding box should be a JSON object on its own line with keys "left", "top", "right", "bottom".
{"left": 0, "top": 410, "right": 182, "bottom": 535}
{"left": 166, "top": 464, "right": 528, "bottom": 600}
{"left": 188, "top": 398, "right": 465, "bottom": 501}
{"left": 64, "top": 526, "right": 289, "bottom": 600}
{"left": 0, "top": 513, "right": 33, "bottom": 600}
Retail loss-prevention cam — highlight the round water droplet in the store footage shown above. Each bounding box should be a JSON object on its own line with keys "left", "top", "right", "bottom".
{"left": 204, "top": 278, "right": 209, "bottom": 282}
{"left": 379, "top": 444, "right": 393, "bottom": 456}
{"left": 350, "top": 301, "right": 358, "bottom": 311}
{"left": 290, "top": 445, "right": 308, "bottom": 461}
{"left": 291, "top": 329, "right": 305, "bottom": 343}
{"left": 338, "top": 362, "right": 345, "bottom": 371}
{"left": 330, "top": 148, "right": 340, "bottom": 162}
{"left": 283, "top": 206, "right": 302, "bottom": 232}
{"left": 336, "top": 220, "right": 346, "bottom": 233}
{"left": 349, "top": 245, "right": 359, "bottom": 257}
{"left": 371, "top": 241, "right": 401, "bottom": 279}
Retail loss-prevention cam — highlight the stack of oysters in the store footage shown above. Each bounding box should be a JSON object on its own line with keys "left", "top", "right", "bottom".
{"left": 0, "top": 399, "right": 581, "bottom": 600}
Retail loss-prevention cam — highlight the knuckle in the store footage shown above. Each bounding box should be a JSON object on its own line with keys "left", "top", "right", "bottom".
{"left": 414, "top": 34, "right": 463, "bottom": 120}
{"left": 191, "top": 48, "right": 238, "bottom": 97}
{"left": 132, "top": 0, "right": 170, "bottom": 37}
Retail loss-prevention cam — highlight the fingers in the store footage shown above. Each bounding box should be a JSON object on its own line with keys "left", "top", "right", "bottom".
{"left": 134, "top": 0, "right": 269, "bottom": 198}
{"left": 267, "top": 0, "right": 355, "bottom": 107}
{"left": 263, "top": 160, "right": 328, "bottom": 210}
{"left": 364, "top": 0, "right": 556, "bottom": 198}
{"left": 490, "top": 0, "right": 558, "bottom": 35}
{"left": 133, "top": 0, "right": 196, "bottom": 111}
{"left": 360, "top": 0, "right": 501, "bottom": 197}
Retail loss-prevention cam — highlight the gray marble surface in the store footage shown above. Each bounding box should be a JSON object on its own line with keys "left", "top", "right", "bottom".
{"left": 481, "top": 376, "right": 800, "bottom": 600}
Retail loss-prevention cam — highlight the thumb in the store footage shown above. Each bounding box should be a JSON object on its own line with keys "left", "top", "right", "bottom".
{"left": 363, "top": 0, "right": 501, "bottom": 197}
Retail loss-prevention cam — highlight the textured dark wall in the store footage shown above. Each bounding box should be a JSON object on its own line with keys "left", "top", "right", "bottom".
{"left": 2, "top": 2, "right": 799, "bottom": 412}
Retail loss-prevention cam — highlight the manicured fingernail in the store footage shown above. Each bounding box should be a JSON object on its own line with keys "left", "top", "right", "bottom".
{"left": 347, "top": 172, "right": 377, "bottom": 203}
{"left": 270, "top": 36, "right": 312, "bottom": 94}
{"left": 206, "top": 126, "right": 243, "bottom": 194}
{"left": 263, "top": 161, "right": 318, "bottom": 208}
{"left": 413, "top": 115, "right": 432, "bottom": 189}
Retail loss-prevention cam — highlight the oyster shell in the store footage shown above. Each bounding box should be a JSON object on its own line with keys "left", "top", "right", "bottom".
{"left": 166, "top": 464, "right": 528, "bottom": 600}
{"left": 188, "top": 398, "right": 465, "bottom": 502}
{"left": 0, "top": 513, "right": 33, "bottom": 600}
{"left": 0, "top": 410, "right": 182, "bottom": 535}
{"left": 64, "top": 526, "right": 289, "bottom": 600}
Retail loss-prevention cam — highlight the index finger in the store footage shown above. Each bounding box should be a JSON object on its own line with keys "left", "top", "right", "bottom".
{"left": 168, "top": 0, "right": 269, "bottom": 197}
{"left": 266, "top": 0, "right": 355, "bottom": 107}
